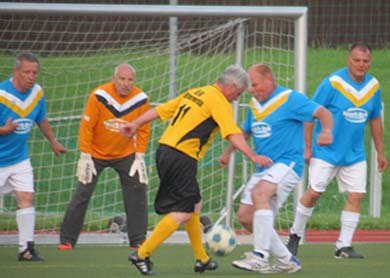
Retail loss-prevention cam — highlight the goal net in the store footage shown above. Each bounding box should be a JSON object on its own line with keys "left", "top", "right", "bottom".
{"left": 0, "top": 4, "right": 306, "bottom": 244}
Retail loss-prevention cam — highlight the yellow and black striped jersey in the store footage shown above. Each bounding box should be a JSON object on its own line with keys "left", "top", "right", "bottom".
{"left": 156, "top": 84, "right": 241, "bottom": 161}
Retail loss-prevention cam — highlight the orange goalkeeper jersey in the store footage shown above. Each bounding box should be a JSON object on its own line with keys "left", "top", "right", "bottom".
{"left": 79, "top": 82, "right": 150, "bottom": 160}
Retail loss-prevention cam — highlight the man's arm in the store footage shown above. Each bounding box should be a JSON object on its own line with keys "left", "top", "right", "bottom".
{"left": 121, "top": 108, "right": 159, "bottom": 138}
{"left": 227, "top": 133, "right": 273, "bottom": 168}
{"left": 303, "top": 122, "right": 314, "bottom": 165}
{"left": 218, "top": 131, "right": 250, "bottom": 168}
{"left": 370, "top": 116, "right": 387, "bottom": 172}
{"left": 37, "top": 117, "right": 66, "bottom": 156}
{"left": 313, "top": 106, "right": 333, "bottom": 146}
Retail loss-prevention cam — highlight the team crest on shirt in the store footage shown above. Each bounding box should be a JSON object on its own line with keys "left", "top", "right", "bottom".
{"left": 104, "top": 118, "right": 130, "bottom": 133}
{"left": 343, "top": 108, "right": 368, "bottom": 123}
{"left": 13, "top": 119, "right": 34, "bottom": 134}
{"left": 251, "top": 122, "right": 272, "bottom": 138}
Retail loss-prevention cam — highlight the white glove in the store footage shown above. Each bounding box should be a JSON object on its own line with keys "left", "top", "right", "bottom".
{"left": 129, "top": 153, "right": 149, "bottom": 184}
{"left": 76, "top": 152, "right": 97, "bottom": 184}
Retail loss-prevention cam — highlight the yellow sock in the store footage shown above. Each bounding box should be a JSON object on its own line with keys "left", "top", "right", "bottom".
{"left": 184, "top": 212, "right": 209, "bottom": 263}
{"left": 138, "top": 214, "right": 179, "bottom": 259}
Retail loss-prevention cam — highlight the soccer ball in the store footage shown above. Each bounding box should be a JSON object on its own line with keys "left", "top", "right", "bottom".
{"left": 205, "top": 224, "right": 237, "bottom": 256}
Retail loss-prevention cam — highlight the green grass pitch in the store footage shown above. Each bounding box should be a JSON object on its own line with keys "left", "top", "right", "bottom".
{"left": 1, "top": 243, "right": 389, "bottom": 278}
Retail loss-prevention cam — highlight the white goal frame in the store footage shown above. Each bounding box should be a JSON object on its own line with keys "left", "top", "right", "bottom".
{"left": 0, "top": 2, "right": 311, "bottom": 244}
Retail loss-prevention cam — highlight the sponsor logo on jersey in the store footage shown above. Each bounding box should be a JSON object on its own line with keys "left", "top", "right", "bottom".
{"left": 251, "top": 122, "right": 272, "bottom": 138}
{"left": 342, "top": 108, "right": 368, "bottom": 123}
{"left": 104, "top": 118, "right": 130, "bottom": 133}
{"left": 14, "top": 118, "right": 34, "bottom": 134}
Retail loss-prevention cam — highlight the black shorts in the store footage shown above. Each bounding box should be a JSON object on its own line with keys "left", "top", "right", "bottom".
{"left": 154, "top": 144, "right": 201, "bottom": 214}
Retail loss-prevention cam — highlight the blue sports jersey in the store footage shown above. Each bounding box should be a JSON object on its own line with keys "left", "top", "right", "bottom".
{"left": 312, "top": 68, "right": 382, "bottom": 165}
{"left": 0, "top": 79, "right": 46, "bottom": 167}
{"left": 242, "top": 85, "right": 320, "bottom": 177}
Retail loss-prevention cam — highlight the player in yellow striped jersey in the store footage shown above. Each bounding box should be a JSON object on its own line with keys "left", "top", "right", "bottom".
{"left": 121, "top": 64, "right": 273, "bottom": 275}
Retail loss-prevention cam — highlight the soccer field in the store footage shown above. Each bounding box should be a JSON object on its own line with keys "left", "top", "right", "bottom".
{"left": 1, "top": 243, "right": 389, "bottom": 278}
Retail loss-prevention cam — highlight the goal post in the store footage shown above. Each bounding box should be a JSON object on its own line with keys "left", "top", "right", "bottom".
{"left": 0, "top": 3, "right": 307, "bottom": 244}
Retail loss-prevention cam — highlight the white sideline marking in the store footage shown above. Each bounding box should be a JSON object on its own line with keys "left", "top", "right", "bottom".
{"left": 0, "top": 231, "right": 283, "bottom": 245}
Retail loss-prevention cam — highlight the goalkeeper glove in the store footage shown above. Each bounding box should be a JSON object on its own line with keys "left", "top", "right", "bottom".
{"left": 76, "top": 152, "right": 97, "bottom": 184}
{"left": 129, "top": 153, "right": 149, "bottom": 184}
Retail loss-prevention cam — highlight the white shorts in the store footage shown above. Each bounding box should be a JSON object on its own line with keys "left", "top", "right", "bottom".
{"left": 240, "top": 162, "right": 300, "bottom": 211}
{"left": 0, "top": 159, "right": 34, "bottom": 194}
{"left": 309, "top": 158, "right": 367, "bottom": 193}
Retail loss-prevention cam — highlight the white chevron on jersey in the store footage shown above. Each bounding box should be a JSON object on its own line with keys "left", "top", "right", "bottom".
{"left": 250, "top": 89, "right": 291, "bottom": 121}
{"left": 330, "top": 75, "right": 379, "bottom": 106}
{"left": 94, "top": 89, "right": 148, "bottom": 112}
{"left": 0, "top": 85, "right": 43, "bottom": 117}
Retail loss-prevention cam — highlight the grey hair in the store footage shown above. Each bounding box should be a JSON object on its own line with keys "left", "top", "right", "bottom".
{"left": 114, "top": 63, "right": 136, "bottom": 77}
{"left": 15, "top": 52, "right": 40, "bottom": 69}
{"left": 217, "top": 64, "right": 249, "bottom": 90}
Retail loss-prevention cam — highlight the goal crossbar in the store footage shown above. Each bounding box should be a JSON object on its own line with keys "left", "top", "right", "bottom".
{"left": 0, "top": 3, "right": 307, "bottom": 18}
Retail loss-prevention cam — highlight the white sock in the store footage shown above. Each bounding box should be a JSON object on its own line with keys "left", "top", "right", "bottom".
{"left": 290, "top": 202, "right": 314, "bottom": 237}
{"left": 336, "top": 211, "right": 359, "bottom": 249}
{"left": 253, "top": 209, "right": 273, "bottom": 260}
{"left": 16, "top": 207, "right": 35, "bottom": 252}
{"left": 270, "top": 229, "right": 291, "bottom": 263}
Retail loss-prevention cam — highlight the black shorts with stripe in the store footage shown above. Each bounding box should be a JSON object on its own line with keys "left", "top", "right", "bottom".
{"left": 154, "top": 144, "right": 201, "bottom": 214}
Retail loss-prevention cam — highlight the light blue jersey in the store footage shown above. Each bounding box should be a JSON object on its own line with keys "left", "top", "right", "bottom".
{"left": 0, "top": 79, "right": 46, "bottom": 167}
{"left": 242, "top": 85, "right": 320, "bottom": 177}
{"left": 312, "top": 68, "right": 382, "bottom": 165}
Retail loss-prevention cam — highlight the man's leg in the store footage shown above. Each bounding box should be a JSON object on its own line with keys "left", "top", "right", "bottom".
{"left": 117, "top": 156, "right": 148, "bottom": 249}
{"left": 184, "top": 202, "right": 218, "bottom": 273}
{"left": 15, "top": 191, "right": 35, "bottom": 253}
{"left": 288, "top": 158, "right": 334, "bottom": 255}
{"left": 287, "top": 188, "right": 320, "bottom": 255}
{"left": 335, "top": 192, "right": 364, "bottom": 259}
{"left": 15, "top": 192, "right": 43, "bottom": 261}
{"left": 130, "top": 213, "right": 181, "bottom": 275}
{"left": 59, "top": 179, "right": 98, "bottom": 247}
{"left": 232, "top": 181, "right": 276, "bottom": 273}
{"left": 12, "top": 161, "right": 43, "bottom": 261}
{"left": 335, "top": 162, "right": 366, "bottom": 259}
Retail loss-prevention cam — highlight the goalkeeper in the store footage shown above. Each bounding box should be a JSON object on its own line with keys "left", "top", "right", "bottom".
{"left": 58, "top": 64, "right": 150, "bottom": 250}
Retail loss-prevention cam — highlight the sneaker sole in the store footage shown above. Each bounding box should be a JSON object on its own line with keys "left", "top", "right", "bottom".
{"left": 232, "top": 262, "right": 274, "bottom": 273}
{"left": 232, "top": 262, "right": 256, "bottom": 272}
{"left": 334, "top": 255, "right": 364, "bottom": 259}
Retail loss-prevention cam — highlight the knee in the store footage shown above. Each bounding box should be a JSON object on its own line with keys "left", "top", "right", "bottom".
{"left": 347, "top": 192, "right": 364, "bottom": 205}
{"left": 300, "top": 187, "right": 322, "bottom": 207}
{"left": 307, "top": 187, "right": 322, "bottom": 201}
{"left": 237, "top": 210, "right": 252, "bottom": 228}
{"left": 171, "top": 212, "right": 192, "bottom": 224}
{"left": 16, "top": 192, "right": 34, "bottom": 208}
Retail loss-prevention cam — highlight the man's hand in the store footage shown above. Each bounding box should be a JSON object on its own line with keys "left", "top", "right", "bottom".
{"left": 76, "top": 152, "right": 97, "bottom": 184}
{"left": 51, "top": 140, "right": 67, "bottom": 157}
{"left": 129, "top": 153, "right": 149, "bottom": 184}
{"left": 120, "top": 122, "right": 138, "bottom": 138}
{"left": 250, "top": 154, "right": 273, "bottom": 168}
{"left": 317, "top": 129, "right": 333, "bottom": 146}
{"left": 218, "top": 152, "right": 230, "bottom": 168}
{"left": 0, "top": 118, "right": 18, "bottom": 135}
